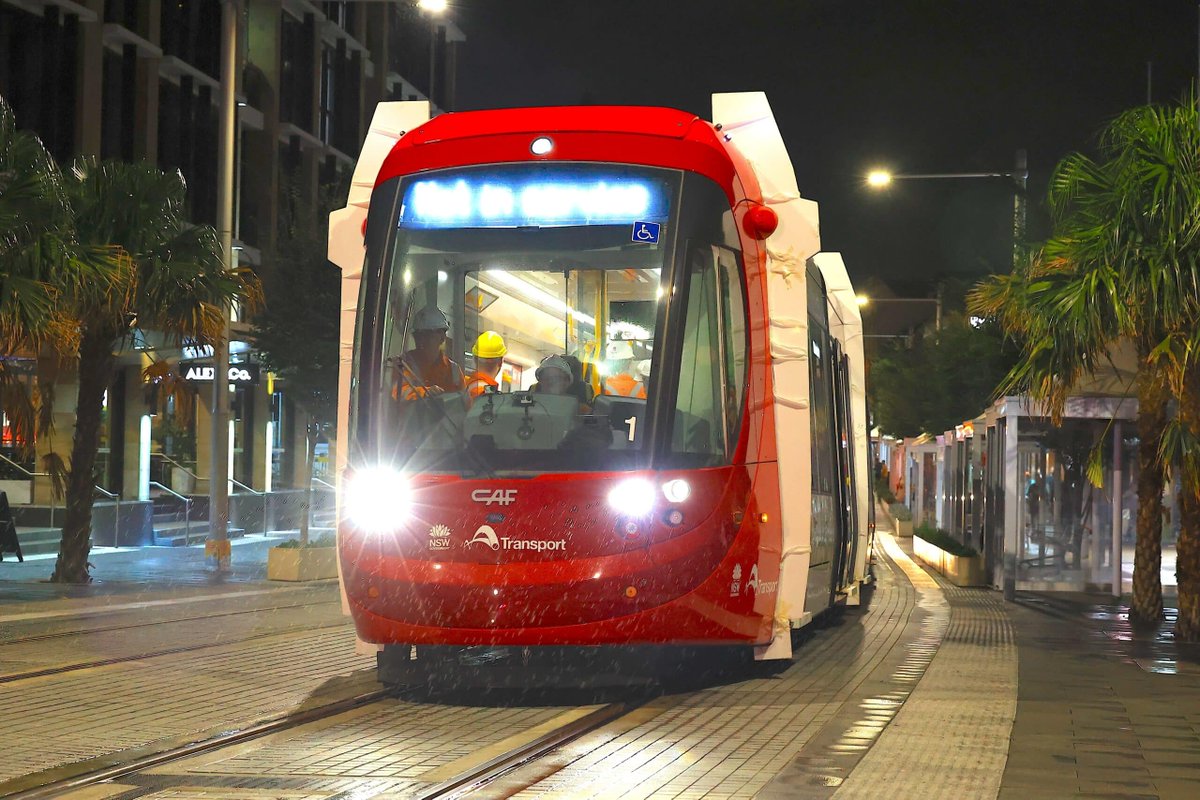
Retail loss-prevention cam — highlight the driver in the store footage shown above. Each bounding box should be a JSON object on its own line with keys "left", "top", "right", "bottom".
{"left": 532, "top": 354, "right": 593, "bottom": 413}
{"left": 395, "top": 305, "right": 465, "bottom": 400}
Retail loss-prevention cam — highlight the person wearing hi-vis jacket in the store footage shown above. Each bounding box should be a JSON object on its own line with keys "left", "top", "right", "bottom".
{"left": 602, "top": 340, "right": 646, "bottom": 399}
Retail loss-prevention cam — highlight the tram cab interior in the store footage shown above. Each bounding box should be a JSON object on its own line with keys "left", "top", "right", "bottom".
{"left": 367, "top": 163, "right": 748, "bottom": 478}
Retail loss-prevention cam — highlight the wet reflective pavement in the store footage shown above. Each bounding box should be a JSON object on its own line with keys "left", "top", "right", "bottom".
{"left": 1014, "top": 593, "right": 1200, "bottom": 676}
{"left": 4, "top": 528, "right": 1199, "bottom": 798}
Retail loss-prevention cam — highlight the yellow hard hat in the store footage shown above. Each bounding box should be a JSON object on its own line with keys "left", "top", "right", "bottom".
{"left": 472, "top": 330, "right": 507, "bottom": 359}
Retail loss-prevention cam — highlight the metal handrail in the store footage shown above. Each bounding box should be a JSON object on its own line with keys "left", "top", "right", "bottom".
{"left": 0, "top": 451, "right": 47, "bottom": 478}
{"left": 311, "top": 477, "right": 335, "bottom": 490}
{"left": 230, "top": 477, "right": 263, "bottom": 496}
{"left": 149, "top": 481, "right": 194, "bottom": 546}
{"left": 150, "top": 452, "right": 207, "bottom": 483}
{"left": 0, "top": 452, "right": 57, "bottom": 528}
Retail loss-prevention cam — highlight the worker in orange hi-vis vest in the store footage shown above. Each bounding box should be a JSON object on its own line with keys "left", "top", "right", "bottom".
{"left": 394, "top": 305, "right": 465, "bottom": 400}
{"left": 466, "top": 330, "right": 506, "bottom": 398}
{"left": 601, "top": 340, "right": 647, "bottom": 399}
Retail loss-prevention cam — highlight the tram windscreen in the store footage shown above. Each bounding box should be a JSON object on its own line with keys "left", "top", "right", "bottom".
{"left": 370, "top": 163, "right": 680, "bottom": 475}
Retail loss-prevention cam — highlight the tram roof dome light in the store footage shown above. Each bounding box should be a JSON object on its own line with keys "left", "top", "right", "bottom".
{"left": 530, "top": 136, "right": 554, "bottom": 156}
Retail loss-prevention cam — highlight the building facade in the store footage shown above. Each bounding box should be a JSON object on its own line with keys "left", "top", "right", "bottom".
{"left": 0, "top": 0, "right": 464, "bottom": 543}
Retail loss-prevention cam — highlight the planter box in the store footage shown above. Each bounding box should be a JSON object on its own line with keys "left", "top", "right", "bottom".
{"left": 892, "top": 516, "right": 913, "bottom": 537}
{"left": 267, "top": 546, "right": 338, "bottom": 581}
{"left": 912, "top": 535, "right": 987, "bottom": 587}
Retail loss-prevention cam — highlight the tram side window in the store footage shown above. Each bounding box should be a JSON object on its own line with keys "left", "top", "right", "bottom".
{"left": 716, "top": 247, "right": 748, "bottom": 437}
{"left": 809, "top": 326, "right": 835, "bottom": 496}
{"left": 676, "top": 248, "right": 729, "bottom": 462}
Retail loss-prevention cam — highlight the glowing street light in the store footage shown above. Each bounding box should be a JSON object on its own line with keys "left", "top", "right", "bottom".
{"left": 866, "top": 170, "right": 892, "bottom": 187}
{"left": 855, "top": 294, "right": 941, "bottom": 332}
{"left": 419, "top": 0, "right": 448, "bottom": 107}
{"left": 865, "top": 151, "right": 1029, "bottom": 274}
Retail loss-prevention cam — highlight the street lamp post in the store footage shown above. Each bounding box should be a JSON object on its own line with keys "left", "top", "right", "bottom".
{"left": 419, "top": 0, "right": 447, "bottom": 108}
{"left": 208, "top": 0, "right": 241, "bottom": 570}
{"left": 867, "top": 149, "right": 1029, "bottom": 601}
{"left": 867, "top": 148, "right": 1029, "bottom": 269}
{"left": 855, "top": 295, "right": 942, "bottom": 334}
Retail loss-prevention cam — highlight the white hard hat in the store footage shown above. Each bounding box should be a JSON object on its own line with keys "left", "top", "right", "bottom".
{"left": 413, "top": 305, "right": 450, "bottom": 332}
{"left": 636, "top": 359, "right": 652, "bottom": 379}
{"left": 606, "top": 340, "right": 634, "bottom": 360}
{"left": 535, "top": 354, "right": 573, "bottom": 382}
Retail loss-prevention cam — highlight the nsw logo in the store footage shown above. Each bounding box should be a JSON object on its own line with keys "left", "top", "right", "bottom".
{"left": 469, "top": 524, "right": 500, "bottom": 550}
{"left": 428, "top": 524, "right": 451, "bottom": 551}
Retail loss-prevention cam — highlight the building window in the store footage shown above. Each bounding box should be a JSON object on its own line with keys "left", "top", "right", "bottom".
{"left": 319, "top": 43, "right": 335, "bottom": 144}
{"left": 101, "top": 47, "right": 137, "bottom": 161}
{"left": 280, "top": 12, "right": 314, "bottom": 130}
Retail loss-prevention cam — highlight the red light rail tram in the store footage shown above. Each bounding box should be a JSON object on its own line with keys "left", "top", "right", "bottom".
{"left": 327, "top": 92, "right": 873, "bottom": 683}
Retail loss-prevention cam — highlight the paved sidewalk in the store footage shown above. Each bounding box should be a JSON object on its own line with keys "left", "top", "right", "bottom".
{"left": 1000, "top": 594, "right": 1200, "bottom": 799}
{"left": 828, "top": 534, "right": 1017, "bottom": 800}
{"left": 0, "top": 532, "right": 290, "bottom": 594}
{"left": 0, "top": 535, "right": 371, "bottom": 795}
{"left": 849, "top": 523, "right": 1200, "bottom": 800}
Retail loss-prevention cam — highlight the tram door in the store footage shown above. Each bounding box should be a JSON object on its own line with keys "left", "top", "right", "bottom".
{"left": 830, "top": 345, "right": 859, "bottom": 596}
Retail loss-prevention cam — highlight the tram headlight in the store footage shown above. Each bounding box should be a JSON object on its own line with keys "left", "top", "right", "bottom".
{"left": 608, "top": 478, "right": 656, "bottom": 518}
{"left": 345, "top": 467, "right": 410, "bottom": 534}
{"left": 661, "top": 479, "right": 691, "bottom": 503}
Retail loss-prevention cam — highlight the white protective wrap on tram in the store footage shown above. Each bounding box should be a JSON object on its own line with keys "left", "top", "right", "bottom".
{"left": 813, "top": 253, "right": 871, "bottom": 600}
{"left": 328, "top": 101, "right": 431, "bottom": 639}
{"left": 712, "top": 93, "right": 821, "bottom": 660}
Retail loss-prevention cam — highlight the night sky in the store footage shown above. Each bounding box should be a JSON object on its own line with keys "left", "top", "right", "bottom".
{"left": 452, "top": 0, "right": 1197, "bottom": 294}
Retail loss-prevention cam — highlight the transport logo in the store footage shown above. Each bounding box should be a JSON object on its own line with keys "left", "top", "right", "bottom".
{"left": 746, "top": 564, "right": 777, "bottom": 595}
{"left": 467, "top": 524, "right": 566, "bottom": 554}
{"left": 471, "top": 489, "right": 518, "bottom": 506}
{"left": 469, "top": 525, "right": 500, "bottom": 550}
{"left": 428, "top": 524, "right": 451, "bottom": 551}
{"left": 730, "top": 564, "right": 742, "bottom": 597}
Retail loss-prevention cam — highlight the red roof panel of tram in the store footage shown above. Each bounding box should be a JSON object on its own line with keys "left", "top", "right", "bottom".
{"left": 399, "top": 106, "right": 699, "bottom": 146}
{"left": 373, "top": 105, "right": 746, "bottom": 202}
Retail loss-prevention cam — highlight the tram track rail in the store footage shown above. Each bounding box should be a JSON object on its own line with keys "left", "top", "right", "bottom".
{"left": 0, "top": 618, "right": 351, "bottom": 684}
{"left": 0, "top": 597, "right": 340, "bottom": 648}
{"left": 1, "top": 686, "right": 646, "bottom": 800}
{"left": 0, "top": 687, "right": 397, "bottom": 800}
{"left": 413, "top": 699, "right": 644, "bottom": 799}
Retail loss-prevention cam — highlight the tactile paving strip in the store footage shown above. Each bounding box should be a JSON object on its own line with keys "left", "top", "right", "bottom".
{"left": 830, "top": 536, "right": 1016, "bottom": 800}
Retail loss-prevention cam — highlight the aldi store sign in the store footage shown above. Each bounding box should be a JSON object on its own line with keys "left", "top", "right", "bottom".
{"left": 180, "top": 362, "right": 260, "bottom": 385}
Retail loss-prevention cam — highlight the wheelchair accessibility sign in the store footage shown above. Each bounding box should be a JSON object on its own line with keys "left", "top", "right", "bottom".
{"left": 631, "top": 221, "right": 661, "bottom": 244}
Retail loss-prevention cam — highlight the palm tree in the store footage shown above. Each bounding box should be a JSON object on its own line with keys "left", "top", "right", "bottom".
{"left": 1, "top": 97, "right": 121, "bottom": 467}
{"left": 970, "top": 97, "right": 1200, "bottom": 629}
{"left": 1154, "top": 322, "right": 1200, "bottom": 639}
{"left": 50, "top": 159, "right": 261, "bottom": 583}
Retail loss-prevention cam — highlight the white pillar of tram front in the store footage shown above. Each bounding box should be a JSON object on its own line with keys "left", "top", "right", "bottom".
{"left": 328, "top": 101, "right": 432, "bottom": 649}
